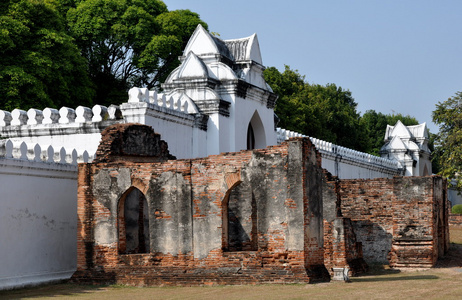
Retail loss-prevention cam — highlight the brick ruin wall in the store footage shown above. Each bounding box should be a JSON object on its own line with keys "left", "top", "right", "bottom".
{"left": 322, "top": 173, "right": 367, "bottom": 276}
{"left": 449, "top": 214, "right": 462, "bottom": 226}
{"left": 73, "top": 124, "right": 449, "bottom": 286}
{"left": 338, "top": 177, "right": 449, "bottom": 268}
{"left": 73, "top": 124, "right": 329, "bottom": 286}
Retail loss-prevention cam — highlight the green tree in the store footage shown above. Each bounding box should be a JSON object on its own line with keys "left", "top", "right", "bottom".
{"left": 452, "top": 204, "right": 462, "bottom": 214}
{"left": 67, "top": 0, "right": 207, "bottom": 105}
{"left": 0, "top": 0, "right": 94, "bottom": 111}
{"left": 432, "top": 92, "right": 462, "bottom": 191}
{"left": 360, "top": 110, "right": 419, "bottom": 156}
{"left": 140, "top": 9, "right": 208, "bottom": 86}
{"left": 264, "top": 65, "right": 368, "bottom": 152}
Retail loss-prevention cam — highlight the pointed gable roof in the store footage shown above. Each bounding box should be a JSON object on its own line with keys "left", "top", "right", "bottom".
{"left": 182, "top": 24, "right": 232, "bottom": 60}
{"left": 407, "top": 122, "right": 428, "bottom": 139}
{"left": 224, "top": 33, "right": 263, "bottom": 65}
{"left": 183, "top": 25, "right": 263, "bottom": 65}
{"left": 383, "top": 135, "right": 408, "bottom": 151}
{"left": 385, "top": 120, "right": 412, "bottom": 141}
{"left": 177, "top": 52, "right": 216, "bottom": 80}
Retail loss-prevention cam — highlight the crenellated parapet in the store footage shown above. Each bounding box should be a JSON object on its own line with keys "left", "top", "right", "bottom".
{"left": 276, "top": 128, "right": 306, "bottom": 144}
{"left": 0, "top": 139, "right": 91, "bottom": 164}
{"left": 0, "top": 104, "right": 123, "bottom": 159}
{"left": 121, "top": 87, "right": 208, "bottom": 129}
{"left": 309, "top": 136, "right": 403, "bottom": 172}
{"left": 276, "top": 127, "right": 403, "bottom": 179}
{"left": 0, "top": 86, "right": 210, "bottom": 160}
{"left": 0, "top": 104, "right": 122, "bottom": 127}
{"left": 126, "top": 87, "right": 200, "bottom": 115}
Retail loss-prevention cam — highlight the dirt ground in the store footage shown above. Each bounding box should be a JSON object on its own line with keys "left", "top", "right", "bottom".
{"left": 1, "top": 227, "right": 461, "bottom": 300}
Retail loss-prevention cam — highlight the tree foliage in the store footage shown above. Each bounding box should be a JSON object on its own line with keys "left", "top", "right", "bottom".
{"left": 264, "top": 65, "right": 427, "bottom": 157}
{"left": 264, "top": 65, "right": 369, "bottom": 152}
{"left": 67, "top": 0, "right": 207, "bottom": 105}
{"left": 0, "top": 0, "right": 94, "bottom": 111}
{"left": 0, "top": 0, "right": 207, "bottom": 110}
{"left": 360, "top": 110, "right": 419, "bottom": 156}
{"left": 452, "top": 204, "right": 462, "bottom": 214}
{"left": 432, "top": 92, "right": 462, "bottom": 191}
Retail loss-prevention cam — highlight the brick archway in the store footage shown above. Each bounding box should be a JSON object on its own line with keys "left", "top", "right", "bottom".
{"left": 117, "top": 187, "right": 150, "bottom": 254}
{"left": 222, "top": 172, "right": 242, "bottom": 251}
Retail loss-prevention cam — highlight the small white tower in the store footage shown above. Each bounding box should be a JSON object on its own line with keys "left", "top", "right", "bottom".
{"left": 161, "top": 24, "right": 278, "bottom": 155}
{"left": 380, "top": 120, "right": 431, "bottom": 176}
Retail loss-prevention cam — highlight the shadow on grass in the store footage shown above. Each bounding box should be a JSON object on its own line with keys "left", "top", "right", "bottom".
{"left": 435, "top": 243, "right": 462, "bottom": 268}
{"left": 360, "top": 263, "right": 401, "bottom": 276}
{"left": 0, "top": 283, "right": 107, "bottom": 299}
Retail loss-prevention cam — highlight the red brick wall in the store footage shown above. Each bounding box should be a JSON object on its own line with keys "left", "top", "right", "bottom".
{"left": 301, "top": 138, "right": 327, "bottom": 277}
{"left": 338, "top": 176, "right": 448, "bottom": 268}
{"left": 73, "top": 124, "right": 449, "bottom": 286}
{"left": 449, "top": 214, "right": 462, "bottom": 226}
{"left": 322, "top": 173, "right": 367, "bottom": 276}
{"left": 73, "top": 128, "right": 329, "bottom": 286}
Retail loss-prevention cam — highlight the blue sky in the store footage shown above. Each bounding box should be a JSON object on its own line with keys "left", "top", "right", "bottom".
{"left": 166, "top": 0, "right": 462, "bottom": 132}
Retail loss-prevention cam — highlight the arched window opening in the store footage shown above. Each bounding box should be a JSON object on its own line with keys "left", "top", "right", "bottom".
{"left": 247, "top": 123, "right": 255, "bottom": 150}
{"left": 222, "top": 182, "right": 258, "bottom": 252}
{"left": 118, "top": 187, "right": 150, "bottom": 254}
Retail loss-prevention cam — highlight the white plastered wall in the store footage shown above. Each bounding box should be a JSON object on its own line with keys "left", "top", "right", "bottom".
{"left": 0, "top": 159, "right": 77, "bottom": 290}
{"left": 233, "top": 97, "right": 276, "bottom": 152}
{"left": 8, "top": 132, "right": 102, "bottom": 157}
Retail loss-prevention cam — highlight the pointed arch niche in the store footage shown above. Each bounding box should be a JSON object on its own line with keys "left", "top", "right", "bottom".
{"left": 117, "top": 187, "right": 150, "bottom": 254}
{"left": 247, "top": 111, "right": 266, "bottom": 150}
{"left": 222, "top": 181, "right": 258, "bottom": 252}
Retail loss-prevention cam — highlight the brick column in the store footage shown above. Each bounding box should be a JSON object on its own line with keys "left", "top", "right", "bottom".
{"left": 76, "top": 163, "right": 93, "bottom": 270}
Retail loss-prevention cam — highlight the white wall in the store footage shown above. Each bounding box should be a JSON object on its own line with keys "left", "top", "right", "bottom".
{"left": 448, "top": 180, "right": 462, "bottom": 207}
{"left": 320, "top": 153, "right": 402, "bottom": 179}
{"left": 7, "top": 130, "right": 102, "bottom": 157}
{"left": 0, "top": 158, "right": 77, "bottom": 290}
{"left": 0, "top": 105, "right": 121, "bottom": 161}
{"left": 233, "top": 93, "right": 276, "bottom": 152}
{"left": 448, "top": 188, "right": 462, "bottom": 207}
{"left": 277, "top": 129, "right": 404, "bottom": 179}
{"left": 316, "top": 140, "right": 403, "bottom": 179}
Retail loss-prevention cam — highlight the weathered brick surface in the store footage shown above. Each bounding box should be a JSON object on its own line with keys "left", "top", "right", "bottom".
{"left": 449, "top": 214, "right": 462, "bottom": 226}
{"left": 94, "top": 123, "right": 175, "bottom": 163}
{"left": 74, "top": 124, "right": 449, "bottom": 285}
{"left": 337, "top": 176, "right": 449, "bottom": 268}
{"left": 322, "top": 173, "right": 367, "bottom": 276}
{"left": 73, "top": 125, "right": 329, "bottom": 286}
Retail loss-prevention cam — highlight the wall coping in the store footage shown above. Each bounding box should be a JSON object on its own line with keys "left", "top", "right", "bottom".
{"left": 0, "top": 139, "right": 91, "bottom": 165}
{"left": 276, "top": 127, "right": 403, "bottom": 174}
{"left": 0, "top": 104, "right": 122, "bottom": 128}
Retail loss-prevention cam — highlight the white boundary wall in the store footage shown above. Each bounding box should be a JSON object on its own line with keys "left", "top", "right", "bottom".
{"left": 276, "top": 128, "right": 403, "bottom": 179}
{"left": 0, "top": 89, "right": 209, "bottom": 160}
{"left": 0, "top": 142, "right": 80, "bottom": 290}
{"left": 448, "top": 180, "right": 462, "bottom": 207}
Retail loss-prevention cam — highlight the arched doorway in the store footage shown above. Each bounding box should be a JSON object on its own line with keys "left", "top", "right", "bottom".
{"left": 222, "top": 182, "right": 258, "bottom": 251}
{"left": 246, "top": 111, "right": 266, "bottom": 150}
{"left": 247, "top": 123, "right": 255, "bottom": 150}
{"left": 118, "top": 187, "right": 150, "bottom": 254}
